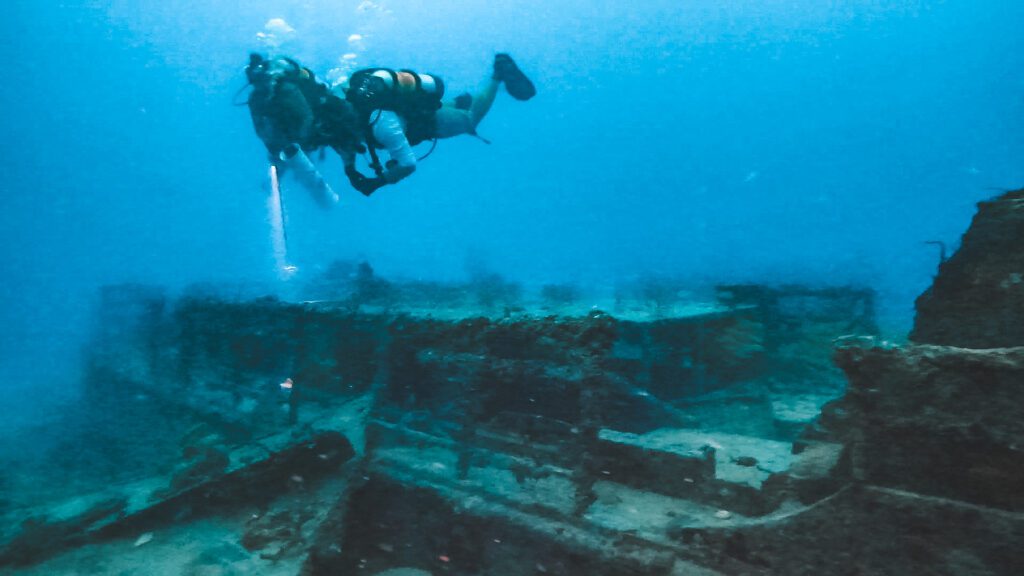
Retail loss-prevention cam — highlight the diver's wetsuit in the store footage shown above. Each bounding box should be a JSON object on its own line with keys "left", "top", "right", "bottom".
{"left": 249, "top": 74, "right": 315, "bottom": 157}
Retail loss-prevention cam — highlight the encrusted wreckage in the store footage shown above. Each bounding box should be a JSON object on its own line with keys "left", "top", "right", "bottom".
{"left": 2, "top": 191, "right": 1023, "bottom": 575}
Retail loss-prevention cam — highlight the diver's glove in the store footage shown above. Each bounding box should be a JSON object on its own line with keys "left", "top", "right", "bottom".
{"left": 356, "top": 177, "right": 387, "bottom": 197}
{"left": 346, "top": 165, "right": 386, "bottom": 197}
{"left": 382, "top": 159, "right": 415, "bottom": 184}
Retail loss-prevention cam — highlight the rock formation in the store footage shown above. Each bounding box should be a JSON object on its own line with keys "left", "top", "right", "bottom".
{"left": 912, "top": 189, "right": 1024, "bottom": 347}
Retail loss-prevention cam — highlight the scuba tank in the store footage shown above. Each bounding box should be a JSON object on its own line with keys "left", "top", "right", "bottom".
{"left": 345, "top": 68, "right": 445, "bottom": 116}
{"left": 279, "top": 144, "right": 339, "bottom": 209}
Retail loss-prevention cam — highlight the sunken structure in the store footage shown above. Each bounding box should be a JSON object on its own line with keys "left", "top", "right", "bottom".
{"left": 2, "top": 191, "right": 1024, "bottom": 575}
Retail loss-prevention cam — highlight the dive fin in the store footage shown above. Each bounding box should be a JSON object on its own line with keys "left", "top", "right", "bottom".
{"left": 493, "top": 53, "right": 536, "bottom": 101}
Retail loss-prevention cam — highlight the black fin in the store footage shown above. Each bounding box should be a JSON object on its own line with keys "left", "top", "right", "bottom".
{"left": 493, "top": 53, "right": 536, "bottom": 101}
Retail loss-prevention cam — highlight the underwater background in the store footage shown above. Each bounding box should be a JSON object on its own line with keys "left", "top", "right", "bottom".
{"left": 1, "top": 0, "right": 1022, "bottom": 432}
{"left": 2, "top": 2, "right": 1024, "bottom": 574}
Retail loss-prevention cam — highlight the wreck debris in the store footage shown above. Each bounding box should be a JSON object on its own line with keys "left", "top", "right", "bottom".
{"left": 913, "top": 189, "right": 1024, "bottom": 347}
{"left": 12, "top": 201, "right": 1024, "bottom": 576}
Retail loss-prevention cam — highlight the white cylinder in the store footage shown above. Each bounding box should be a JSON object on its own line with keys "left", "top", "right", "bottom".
{"left": 418, "top": 74, "right": 438, "bottom": 94}
{"left": 279, "top": 146, "right": 339, "bottom": 209}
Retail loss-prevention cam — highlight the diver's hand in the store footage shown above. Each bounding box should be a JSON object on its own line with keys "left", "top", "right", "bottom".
{"left": 345, "top": 165, "right": 371, "bottom": 190}
{"left": 268, "top": 152, "right": 286, "bottom": 175}
{"left": 357, "top": 177, "right": 386, "bottom": 197}
{"left": 345, "top": 164, "right": 366, "bottom": 186}
{"left": 346, "top": 165, "right": 386, "bottom": 197}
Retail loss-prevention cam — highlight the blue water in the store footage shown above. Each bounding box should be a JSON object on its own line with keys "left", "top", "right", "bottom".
{"left": 1, "top": 0, "right": 1022, "bottom": 408}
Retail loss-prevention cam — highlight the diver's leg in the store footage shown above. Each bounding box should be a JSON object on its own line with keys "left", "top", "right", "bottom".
{"left": 433, "top": 78, "right": 500, "bottom": 139}
{"left": 468, "top": 78, "right": 500, "bottom": 129}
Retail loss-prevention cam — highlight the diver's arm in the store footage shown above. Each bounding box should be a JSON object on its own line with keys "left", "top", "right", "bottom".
{"left": 383, "top": 160, "right": 416, "bottom": 183}
{"left": 372, "top": 111, "right": 417, "bottom": 184}
{"left": 337, "top": 147, "right": 357, "bottom": 168}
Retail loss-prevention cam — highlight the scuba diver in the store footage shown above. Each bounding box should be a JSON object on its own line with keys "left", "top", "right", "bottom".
{"left": 339, "top": 53, "right": 536, "bottom": 197}
{"left": 244, "top": 53, "right": 364, "bottom": 208}
{"left": 244, "top": 52, "right": 536, "bottom": 202}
